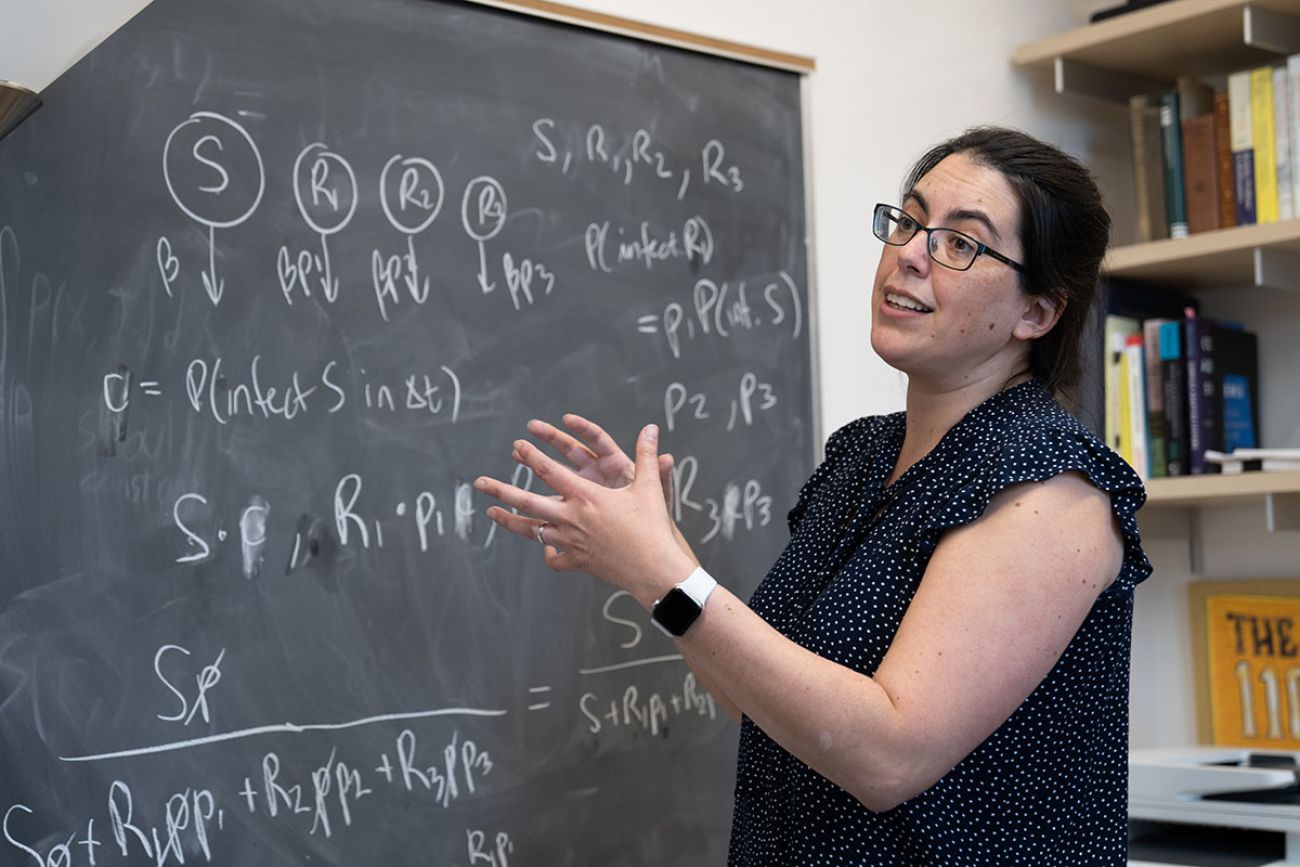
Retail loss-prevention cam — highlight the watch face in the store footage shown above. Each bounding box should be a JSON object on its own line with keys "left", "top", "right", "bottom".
{"left": 653, "top": 587, "right": 702, "bottom": 637}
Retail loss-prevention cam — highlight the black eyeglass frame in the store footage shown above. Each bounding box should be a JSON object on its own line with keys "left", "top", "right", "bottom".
{"left": 872, "top": 203, "right": 1026, "bottom": 274}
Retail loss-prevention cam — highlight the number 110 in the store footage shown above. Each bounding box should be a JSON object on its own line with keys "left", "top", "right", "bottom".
{"left": 1233, "top": 659, "right": 1300, "bottom": 741}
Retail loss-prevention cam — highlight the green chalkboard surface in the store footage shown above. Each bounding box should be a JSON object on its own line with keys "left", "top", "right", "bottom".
{"left": 0, "top": 0, "right": 814, "bottom": 863}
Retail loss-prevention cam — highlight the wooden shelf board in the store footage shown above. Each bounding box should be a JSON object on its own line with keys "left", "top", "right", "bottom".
{"left": 1012, "top": 0, "right": 1300, "bottom": 80}
{"left": 1104, "top": 219, "right": 1300, "bottom": 286}
{"left": 1143, "top": 470, "right": 1300, "bottom": 507}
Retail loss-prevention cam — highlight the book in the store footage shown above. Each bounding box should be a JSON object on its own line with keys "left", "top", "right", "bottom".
{"left": 1185, "top": 311, "right": 1221, "bottom": 474}
{"left": 1142, "top": 318, "right": 1170, "bottom": 477}
{"left": 1228, "top": 70, "right": 1256, "bottom": 225}
{"left": 1289, "top": 55, "right": 1300, "bottom": 219}
{"left": 1213, "top": 324, "right": 1260, "bottom": 453}
{"left": 1089, "top": 0, "right": 1172, "bottom": 23}
{"left": 1181, "top": 112, "right": 1220, "bottom": 233}
{"left": 1124, "top": 333, "right": 1150, "bottom": 477}
{"left": 1104, "top": 314, "right": 1141, "bottom": 459}
{"left": 1275, "top": 65, "right": 1295, "bottom": 221}
{"left": 1214, "top": 90, "right": 1237, "bottom": 228}
{"left": 1251, "top": 65, "right": 1279, "bottom": 223}
{"left": 1158, "top": 320, "right": 1189, "bottom": 476}
{"left": 1131, "top": 94, "right": 1169, "bottom": 242}
{"left": 1091, "top": 280, "right": 1199, "bottom": 452}
{"left": 1160, "top": 89, "right": 1190, "bottom": 238}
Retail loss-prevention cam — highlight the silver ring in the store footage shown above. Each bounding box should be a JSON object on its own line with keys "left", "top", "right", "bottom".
{"left": 534, "top": 521, "right": 548, "bottom": 546}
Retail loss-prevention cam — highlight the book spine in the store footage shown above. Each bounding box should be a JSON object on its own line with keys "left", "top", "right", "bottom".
{"left": 1130, "top": 95, "right": 1167, "bottom": 242}
{"left": 1124, "top": 334, "right": 1149, "bottom": 478}
{"left": 1160, "top": 90, "right": 1189, "bottom": 238}
{"left": 1159, "top": 321, "right": 1188, "bottom": 476}
{"left": 1185, "top": 315, "right": 1206, "bottom": 474}
{"left": 1251, "top": 66, "right": 1279, "bottom": 223}
{"left": 1290, "top": 55, "right": 1300, "bottom": 217}
{"left": 1229, "top": 70, "right": 1257, "bottom": 225}
{"left": 1104, "top": 315, "right": 1139, "bottom": 459}
{"left": 1182, "top": 113, "right": 1220, "bottom": 233}
{"left": 1191, "top": 318, "right": 1222, "bottom": 473}
{"left": 1214, "top": 90, "right": 1237, "bottom": 228}
{"left": 1143, "top": 319, "right": 1168, "bottom": 477}
{"left": 1276, "top": 65, "right": 1295, "bottom": 220}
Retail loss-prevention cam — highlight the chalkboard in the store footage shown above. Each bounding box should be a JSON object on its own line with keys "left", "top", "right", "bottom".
{"left": 0, "top": 0, "right": 814, "bottom": 863}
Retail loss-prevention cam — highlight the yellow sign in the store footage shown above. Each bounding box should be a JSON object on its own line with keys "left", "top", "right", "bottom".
{"left": 1204, "top": 593, "right": 1300, "bottom": 747}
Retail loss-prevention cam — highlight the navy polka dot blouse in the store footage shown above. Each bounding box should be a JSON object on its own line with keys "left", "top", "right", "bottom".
{"left": 728, "top": 379, "right": 1152, "bottom": 866}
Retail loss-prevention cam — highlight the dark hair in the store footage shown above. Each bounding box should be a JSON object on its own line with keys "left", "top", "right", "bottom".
{"left": 901, "top": 126, "right": 1110, "bottom": 404}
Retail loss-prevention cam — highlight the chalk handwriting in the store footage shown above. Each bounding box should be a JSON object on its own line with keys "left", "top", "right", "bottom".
{"left": 373, "top": 153, "right": 445, "bottom": 321}
{"left": 665, "top": 374, "right": 776, "bottom": 432}
{"left": 583, "top": 215, "right": 713, "bottom": 273}
{"left": 162, "top": 112, "right": 265, "bottom": 305}
{"left": 154, "top": 644, "right": 227, "bottom": 726}
{"left": 532, "top": 119, "right": 744, "bottom": 201}
{"left": 467, "top": 828, "right": 514, "bottom": 866}
{"left": 289, "top": 143, "right": 359, "bottom": 303}
{"left": 671, "top": 456, "right": 773, "bottom": 543}
{"left": 579, "top": 672, "right": 718, "bottom": 737}
{"left": 637, "top": 271, "right": 803, "bottom": 358}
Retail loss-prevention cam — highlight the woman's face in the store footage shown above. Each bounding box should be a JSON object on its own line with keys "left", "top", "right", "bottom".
{"left": 870, "top": 152, "right": 1053, "bottom": 389}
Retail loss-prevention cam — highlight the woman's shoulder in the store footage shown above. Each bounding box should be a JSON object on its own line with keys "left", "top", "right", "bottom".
{"left": 825, "top": 412, "right": 900, "bottom": 457}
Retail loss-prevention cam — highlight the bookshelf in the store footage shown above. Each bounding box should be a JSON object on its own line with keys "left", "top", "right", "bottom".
{"left": 1018, "top": 0, "right": 1300, "bottom": 504}
{"left": 1146, "top": 468, "right": 1300, "bottom": 505}
{"left": 1145, "top": 471, "right": 1300, "bottom": 536}
{"left": 1105, "top": 220, "right": 1300, "bottom": 289}
{"left": 1013, "top": 0, "right": 1300, "bottom": 100}
{"left": 1017, "top": 5, "right": 1300, "bottom": 863}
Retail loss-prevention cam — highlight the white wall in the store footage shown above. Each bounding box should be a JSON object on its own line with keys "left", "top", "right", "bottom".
{"left": 10, "top": 0, "right": 1295, "bottom": 754}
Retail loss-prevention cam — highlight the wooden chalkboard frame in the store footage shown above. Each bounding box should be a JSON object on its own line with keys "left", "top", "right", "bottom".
{"left": 467, "top": 0, "right": 817, "bottom": 72}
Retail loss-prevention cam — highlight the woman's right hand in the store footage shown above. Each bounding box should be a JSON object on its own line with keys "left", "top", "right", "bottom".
{"left": 525, "top": 414, "right": 674, "bottom": 505}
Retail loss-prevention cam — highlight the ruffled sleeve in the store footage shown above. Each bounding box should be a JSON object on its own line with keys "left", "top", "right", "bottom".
{"left": 786, "top": 417, "right": 876, "bottom": 534}
{"left": 917, "top": 422, "right": 1152, "bottom": 593}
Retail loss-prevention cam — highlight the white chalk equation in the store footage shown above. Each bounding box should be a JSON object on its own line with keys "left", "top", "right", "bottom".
{"left": 101, "top": 358, "right": 463, "bottom": 425}
{"left": 636, "top": 271, "right": 804, "bottom": 359}
{"left": 161, "top": 112, "right": 266, "bottom": 304}
{"left": 664, "top": 372, "right": 778, "bottom": 434}
{"left": 4, "top": 728, "right": 516, "bottom": 867}
{"left": 531, "top": 118, "right": 744, "bottom": 197}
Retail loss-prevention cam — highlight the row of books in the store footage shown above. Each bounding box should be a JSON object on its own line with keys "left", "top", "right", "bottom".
{"left": 1130, "top": 58, "right": 1300, "bottom": 241}
{"left": 1100, "top": 282, "right": 1261, "bottom": 480}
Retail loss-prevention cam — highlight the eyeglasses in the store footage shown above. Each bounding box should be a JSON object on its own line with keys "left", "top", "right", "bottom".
{"left": 872, "top": 203, "right": 1025, "bottom": 273}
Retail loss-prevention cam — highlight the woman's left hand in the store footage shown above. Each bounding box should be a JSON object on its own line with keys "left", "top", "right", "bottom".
{"left": 474, "top": 423, "right": 696, "bottom": 608}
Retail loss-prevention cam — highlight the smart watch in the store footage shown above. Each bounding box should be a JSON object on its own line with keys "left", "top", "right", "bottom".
{"left": 650, "top": 567, "right": 718, "bottom": 637}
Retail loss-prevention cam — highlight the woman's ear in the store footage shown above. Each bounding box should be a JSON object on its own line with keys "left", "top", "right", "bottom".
{"left": 1012, "top": 293, "right": 1064, "bottom": 341}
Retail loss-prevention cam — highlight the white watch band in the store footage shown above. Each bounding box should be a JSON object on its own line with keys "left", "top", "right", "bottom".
{"left": 677, "top": 566, "right": 718, "bottom": 607}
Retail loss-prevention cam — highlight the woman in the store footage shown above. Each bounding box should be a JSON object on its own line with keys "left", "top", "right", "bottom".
{"left": 474, "top": 127, "right": 1151, "bottom": 865}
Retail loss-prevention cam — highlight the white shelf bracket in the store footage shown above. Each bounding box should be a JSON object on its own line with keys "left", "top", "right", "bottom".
{"left": 1252, "top": 247, "right": 1300, "bottom": 291}
{"left": 1052, "top": 57, "right": 1168, "bottom": 104}
{"left": 1244, "top": 6, "right": 1300, "bottom": 55}
{"left": 1266, "top": 492, "right": 1300, "bottom": 532}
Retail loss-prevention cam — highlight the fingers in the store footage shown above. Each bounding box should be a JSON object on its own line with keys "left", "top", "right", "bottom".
{"left": 482, "top": 506, "right": 581, "bottom": 572}
{"left": 474, "top": 475, "right": 565, "bottom": 522}
{"left": 634, "top": 424, "right": 660, "bottom": 485}
{"left": 658, "top": 453, "right": 675, "bottom": 505}
{"left": 511, "top": 438, "right": 583, "bottom": 497}
{"left": 562, "top": 414, "right": 624, "bottom": 460}
{"left": 483, "top": 505, "right": 549, "bottom": 542}
{"left": 527, "top": 418, "right": 599, "bottom": 469}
